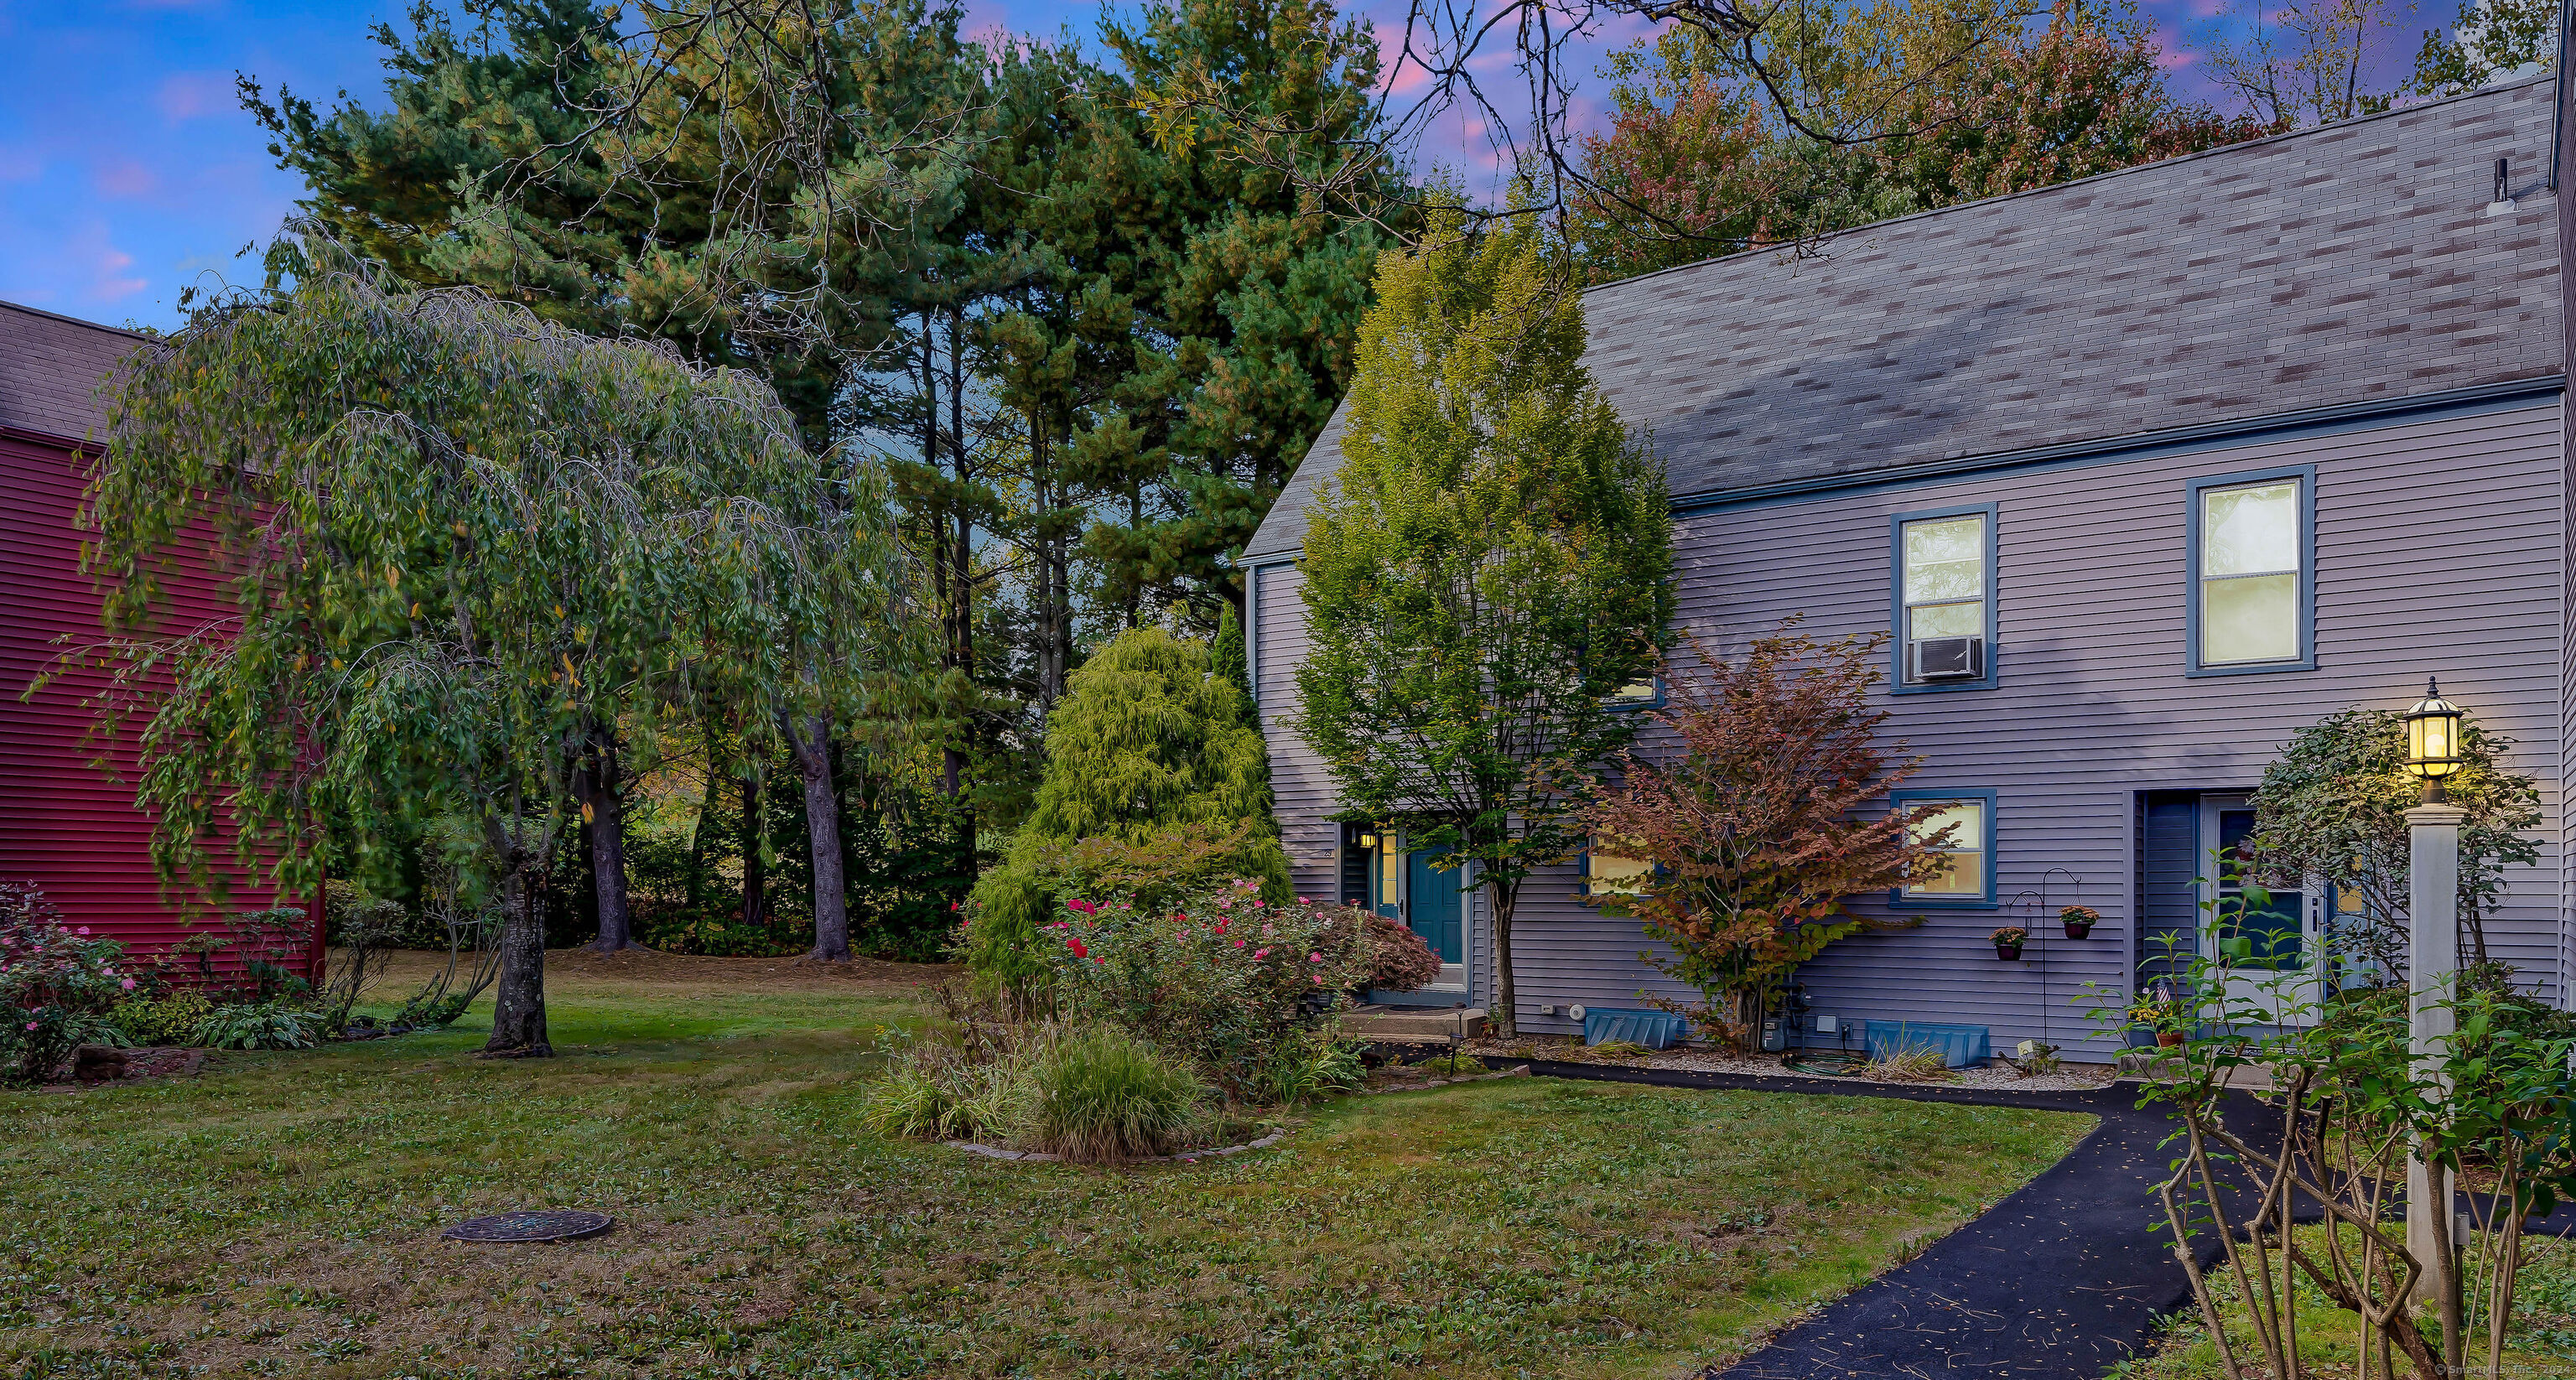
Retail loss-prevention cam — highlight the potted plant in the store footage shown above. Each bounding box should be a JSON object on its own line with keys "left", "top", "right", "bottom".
{"left": 2136, "top": 980, "right": 2187, "bottom": 1047}
{"left": 2059, "top": 905, "right": 2099, "bottom": 940}
{"left": 1989, "top": 926, "right": 2027, "bottom": 961}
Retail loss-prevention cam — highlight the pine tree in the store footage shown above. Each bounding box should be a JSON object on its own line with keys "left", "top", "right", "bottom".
{"left": 1292, "top": 206, "right": 1675, "bottom": 1038}
{"left": 1097, "top": 0, "right": 1411, "bottom": 622}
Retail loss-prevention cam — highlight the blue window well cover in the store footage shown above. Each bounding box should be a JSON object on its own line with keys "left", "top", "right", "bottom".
{"left": 1862, "top": 1021, "right": 1992, "bottom": 1068}
{"left": 1581, "top": 1008, "right": 1690, "bottom": 1050}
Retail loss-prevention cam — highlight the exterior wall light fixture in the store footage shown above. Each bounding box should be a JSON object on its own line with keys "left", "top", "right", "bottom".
{"left": 2401, "top": 678, "right": 2466, "bottom": 802}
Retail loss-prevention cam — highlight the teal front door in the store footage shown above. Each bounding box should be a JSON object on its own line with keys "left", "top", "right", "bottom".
{"left": 1405, "top": 850, "right": 1463, "bottom": 965}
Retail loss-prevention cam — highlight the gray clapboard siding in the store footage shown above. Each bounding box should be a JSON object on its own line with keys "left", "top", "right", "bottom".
{"left": 1254, "top": 563, "right": 1343, "bottom": 905}
{"left": 1462, "top": 399, "right": 2565, "bottom": 1058}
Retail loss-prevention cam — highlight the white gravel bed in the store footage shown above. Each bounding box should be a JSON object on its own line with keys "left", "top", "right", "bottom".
{"left": 1447, "top": 1039, "right": 2122, "bottom": 1094}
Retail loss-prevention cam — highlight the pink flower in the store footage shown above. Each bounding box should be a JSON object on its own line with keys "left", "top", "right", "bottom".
{"left": 1233, "top": 939, "right": 1246, "bottom": 948}
{"left": 75, "top": 927, "right": 90, "bottom": 936}
{"left": 22, "top": 1022, "right": 34, "bottom": 1032}
{"left": 1215, "top": 897, "right": 1232, "bottom": 910}
{"left": 1308, "top": 952, "right": 1322, "bottom": 963}
{"left": 1296, "top": 896, "right": 1310, "bottom": 905}
{"left": 1311, "top": 974, "right": 1324, "bottom": 985}
{"left": 120, "top": 978, "right": 136, "bottom": 991}
{"left": 1254, "top": 948, "right": 1270, "bottom": 960}
{"left": 1067, "top": 898, "right": 1097, "bottom": 916}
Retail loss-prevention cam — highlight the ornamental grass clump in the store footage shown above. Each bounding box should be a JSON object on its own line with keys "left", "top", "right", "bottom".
{"left": 1021, "top": 1025, "right": 1209, "bottom": 1163}
{"left": 862, "top": 1044, "right": 1030, "bottom": 1143}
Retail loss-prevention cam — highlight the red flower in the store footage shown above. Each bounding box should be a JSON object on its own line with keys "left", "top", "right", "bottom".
{"left": 1067, "top": 937, "right": 1089, "bottom": 959}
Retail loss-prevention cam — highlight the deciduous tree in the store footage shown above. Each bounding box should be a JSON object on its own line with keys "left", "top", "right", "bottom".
{"left": 1292, "top": 206, "right": 1675, "bottom": 1038}
{"left": 80, "top": 240, "right": 897, "bottom": 1053}
{"left": 1578, "top": 626, "right": 1945, "bottom": 1051}
{"left": 2251, "top": 703, "right": 2541, "bottom": 978}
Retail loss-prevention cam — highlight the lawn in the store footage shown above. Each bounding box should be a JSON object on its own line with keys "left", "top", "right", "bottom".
{"left": 3, "top": 952, "right": 2093, "bottom": 1379}
{"left": 2120, "top": 1220, "right": 2576, "bottom": 1379}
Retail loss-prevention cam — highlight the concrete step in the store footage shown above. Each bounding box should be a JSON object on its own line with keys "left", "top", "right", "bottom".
{"left": 1341, "top": 1006, "right": 1488, "bottom": 1040}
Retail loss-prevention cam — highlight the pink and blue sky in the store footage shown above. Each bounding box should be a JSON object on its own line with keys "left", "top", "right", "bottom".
{"left": 0, "top": 0, "right": 2412, "bottom": 331}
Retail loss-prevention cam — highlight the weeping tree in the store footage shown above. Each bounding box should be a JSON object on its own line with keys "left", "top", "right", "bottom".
{"left": 80, "top": 234, "right": 875, "bottom": 1054}
{"left": 1293, "top": 205, "right": 1675, "bottom": 1038}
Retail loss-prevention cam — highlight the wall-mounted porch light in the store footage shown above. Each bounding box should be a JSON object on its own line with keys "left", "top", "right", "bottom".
{"left": 2402, "top": 677, "right": 2466, "bottom": 802}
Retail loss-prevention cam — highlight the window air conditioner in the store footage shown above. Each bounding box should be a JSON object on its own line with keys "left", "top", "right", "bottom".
{"left": 1910, "top": 636, "right": 1985, "bottom": 681}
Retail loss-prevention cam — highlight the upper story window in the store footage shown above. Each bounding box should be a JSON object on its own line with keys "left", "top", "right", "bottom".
{"left": 1891, "top": 506, "right": 1995, "bottom": 692}
{"left": 2189, "top": 468, "right": 2314, "bottom": 675}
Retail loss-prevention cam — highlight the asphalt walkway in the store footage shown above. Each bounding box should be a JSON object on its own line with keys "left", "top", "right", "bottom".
{"left": 1496, "top": 1061, "right": 2232, "bottom": 1380}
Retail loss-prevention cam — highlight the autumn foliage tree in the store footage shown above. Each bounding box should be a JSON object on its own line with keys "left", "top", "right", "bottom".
{"left": 1572, "top": 0, "right": 2268, "bottom": 281}
{"left": 1580, "top": 626, "right": 1949, "bottom": 1051}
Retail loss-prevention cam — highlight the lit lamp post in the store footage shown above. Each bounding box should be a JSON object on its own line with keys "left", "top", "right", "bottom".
{"left": 2401, "top": 679, "right": 2467, "bottom": 1300}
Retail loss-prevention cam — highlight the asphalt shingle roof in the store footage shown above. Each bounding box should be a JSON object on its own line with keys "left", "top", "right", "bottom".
{"left": 1244, "top": 77, "right": 2563, "bottom": 562}
{"left": 0, "top": 301, "right": 146, "bottom": 446}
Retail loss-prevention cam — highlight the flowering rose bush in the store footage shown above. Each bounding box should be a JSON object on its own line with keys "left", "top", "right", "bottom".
{"left": 0, "top": 882, "right": 135, "bottom": 1083}
{"left": 1041, "top": 878, "right": 1381, "bottom": 1092}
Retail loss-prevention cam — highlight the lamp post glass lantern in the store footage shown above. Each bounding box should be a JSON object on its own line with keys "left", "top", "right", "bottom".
{"left": 2402, "top": 678, "right": 2465, "bottom": 802}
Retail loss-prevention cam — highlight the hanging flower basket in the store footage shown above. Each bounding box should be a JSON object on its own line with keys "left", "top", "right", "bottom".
{"left": 2059, "top": 905, "right": 2099, "bottom": 940}
{"left": 1990, "top": 926, "right": 2028, "bottom": 961}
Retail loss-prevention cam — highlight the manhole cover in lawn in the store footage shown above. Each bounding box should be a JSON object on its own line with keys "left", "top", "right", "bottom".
{"left": 441, "top": 1209, "right": 614, "bottom": 1243}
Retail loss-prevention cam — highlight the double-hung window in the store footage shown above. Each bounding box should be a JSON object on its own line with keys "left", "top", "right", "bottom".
{"left": 1891, "top": 506, "right": 1995, "bottom": 690}
{"left": 1888, "top": 789, "right": 1996, "bottom": 906}
{"left": 1582, "top": 841, "right": 1654, "bottom": 899}
{"left": 2189, "top": 468, "right": 2314, "bottom": 673}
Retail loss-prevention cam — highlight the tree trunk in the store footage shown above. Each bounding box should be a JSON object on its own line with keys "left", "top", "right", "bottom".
{"left": 787, "top": 710, "right": 850, "bottom": 962}
{"left": 687, "top": 758, "right": 724, "bottom": 921}
{"left": 1487, "top": 874, "right": 1518, "bottom": 1039}
{"left": 484, "top": 864, "right": 552, "bottom": 1056}
{"left": 740, "top": 771, "right": 767, "bottom": 926}
{"left": 579, "top": 735, "right": 638, "bottom": 952}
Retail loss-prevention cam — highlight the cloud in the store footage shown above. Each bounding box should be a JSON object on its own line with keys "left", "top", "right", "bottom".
{"left": 156, "top": 70, "right": 233, "bottom": 123}
{"left": 90, "top": 242, "right": 147, "bottom": 301}
{"left": 94, "top": 158, "right": 158, "bottom": 199}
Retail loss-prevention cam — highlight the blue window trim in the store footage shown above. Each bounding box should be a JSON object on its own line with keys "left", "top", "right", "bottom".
{"left": 1605, "top": 676, "right": 1665, "bottom": 712}
{"left": 1888, "top": 503, "right": 1999, "bottom": 694}
{"left": 1886, "top": 787, "right": 1999, "bottom": 909}
{"left": 1576, "top": 840, "right": 1662, "bottom": 901}
{"left": 2184, "top": 464, "right": 2318, "bottom": 677}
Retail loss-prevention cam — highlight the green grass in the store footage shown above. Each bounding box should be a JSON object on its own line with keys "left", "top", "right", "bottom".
{"left": 2, "top": 955, "right": 2092, "bottom": 1378}
{"left": 2119, "top": 1222, "right": 2576, "bottom": 1379}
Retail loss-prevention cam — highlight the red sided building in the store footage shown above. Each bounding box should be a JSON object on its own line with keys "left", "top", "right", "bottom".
{"left": 2, "top": 299, "right": 319, "bottom": 983}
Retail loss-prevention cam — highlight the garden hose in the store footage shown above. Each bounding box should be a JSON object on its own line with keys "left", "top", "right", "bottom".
{"left": 1781, "top": 1049, "right": 1867, "bottom": 1077}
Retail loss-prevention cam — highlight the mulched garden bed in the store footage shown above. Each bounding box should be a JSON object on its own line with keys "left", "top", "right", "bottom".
{"left": 34, "top": 1045, "right": 208, "bottom": 1092}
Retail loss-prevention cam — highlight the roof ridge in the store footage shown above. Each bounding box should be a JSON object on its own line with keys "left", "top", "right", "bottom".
{"left": 1584, "top": 75, "right": 2556, "bottom": 300}
{"left": 0, "top": 298, "right": 154, "bottom": 343}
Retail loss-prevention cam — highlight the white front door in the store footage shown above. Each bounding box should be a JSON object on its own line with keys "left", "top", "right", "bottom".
{"left": 2199, "top": 795, "right": 2324, "bottom": 1025}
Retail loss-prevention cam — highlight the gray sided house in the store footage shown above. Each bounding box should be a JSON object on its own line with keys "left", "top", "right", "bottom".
{"left": 1243, "top": 78, "right": 2576, "bottom": 1062}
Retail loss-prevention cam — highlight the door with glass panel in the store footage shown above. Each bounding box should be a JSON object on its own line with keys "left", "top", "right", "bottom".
{"left": 1361, "top": 829, "right": 1467, "bottom": 989}
{"left": 2198, "top": 796, "right": 2322, "bottom": 1024}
